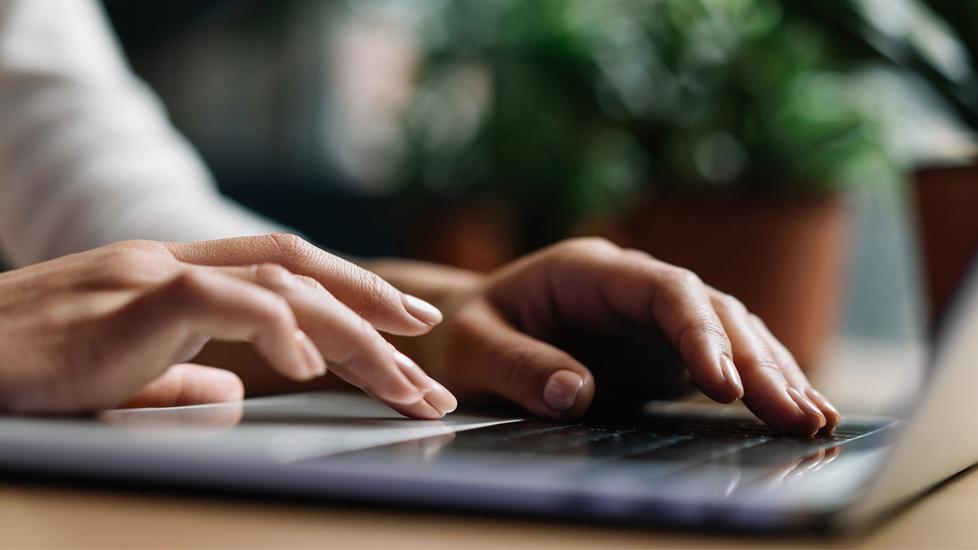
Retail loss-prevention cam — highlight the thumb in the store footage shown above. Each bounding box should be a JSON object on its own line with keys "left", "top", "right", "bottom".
{"left": 457, "top": 302, "right": 595, "bottom": 419}
{"left": 119, "top": 364, "right": 245, "bottom": 409}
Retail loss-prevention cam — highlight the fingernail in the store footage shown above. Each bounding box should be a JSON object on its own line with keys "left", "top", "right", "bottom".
{"left": 787, "top": 387, "right": 826, "bottom": 429}
{"left": 402, "top": 294, "right": 443, "bottom": 326}
{"left": 720, "top": 355, "right": 744, "bottom": 398}
{"left": 543, "top": 370, "right": 583, "bottom": 412}
{"left": 394, "top": 351, "right": 436, "bottom": 394}
{"left": 806, "top": 388, "right": 841, "bottom": 427}
{"left": 295, "top": 330, "right": 326, "bottom": 378}
{"left": 425, "top": 381, "right": 458, "bottom": 415}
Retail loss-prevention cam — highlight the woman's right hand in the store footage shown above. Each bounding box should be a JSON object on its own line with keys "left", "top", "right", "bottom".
{"left": 0, "top": 235, "right": 456, "bottom": 417}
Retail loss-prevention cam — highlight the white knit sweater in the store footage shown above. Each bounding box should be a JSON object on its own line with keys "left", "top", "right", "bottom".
{"left": 0, "top": 0, "right": 284, "bottom": 267}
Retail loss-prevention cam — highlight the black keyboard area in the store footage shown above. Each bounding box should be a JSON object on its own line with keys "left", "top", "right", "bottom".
{"left": 312, "top": 410, "right": 895, "bottom": 511}
{"left": 333, "top": 412, "right": 890, "bottom": 473}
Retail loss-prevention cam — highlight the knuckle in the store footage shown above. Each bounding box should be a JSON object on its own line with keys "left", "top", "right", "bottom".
{"left": 664, "top": 266, "right": 703, "bottom": 290}
{"left": 268, "top": 233, "right": 313, "bottom": 263}
{"left": 97, "top": 246, "right": 149, "bottom": 269}
{"left": 100, "top": 254, "right": 153, "bottom": 282}
{"left": 341, "top": 316, "right": 383, "bottom": 365}
{"left": 356, "top": 270, "right": 396, "bottom": 313}
{"left": 779, "top": 347, "right": 801, "bottom": 369}
{"left": 258, "top": 293, "right": 296, "bottom": 328}
{"left": 556, "top": 237, "right": 619, "bottom": 259}
{"left": 91, "top": 243, "right": 177, "bottom": 289}
{"left": 623, "top": 248, "right": 655, "bottom": 262}
{"left": 163, "top": 270, "right": 213, "bottom": 307}
{"left": 678, "top": 317, "right": 728, "bottom": 351}
{"left": 254, "top": 263, "right": 295, "bottom": 290}
{"left": 748, "top": 313, "right": 767, "bottom": 329}
{"left": 753, "top": 357, "right": 783, "bottom": 378}
{"left": 296, "top": 275, "right": 326, "bottom": 292}
{"left": 106, "top": 239, "right": 167, "bottom": 254}
{"left": 715, "top": 292, "right": 747, "bottom": 316}
{"left": 695, "top": 318, "right": 729, "bottom": 343}
{"left": 734, "top": 345, "right": 783, "bottom": 377}
{"left": 354, "top": 316, "right": 381, "bottom": 346}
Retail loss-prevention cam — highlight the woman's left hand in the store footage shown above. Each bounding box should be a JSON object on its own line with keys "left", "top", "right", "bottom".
{"left": 402, "top": 238, "right": 839, "bottom": 437}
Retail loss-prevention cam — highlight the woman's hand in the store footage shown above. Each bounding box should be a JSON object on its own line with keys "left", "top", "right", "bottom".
{"left": 385, "top": 238, "right": 839, "bottom": 437}
{"left": 0, "top": 235, "right": 455, "bottom": 417}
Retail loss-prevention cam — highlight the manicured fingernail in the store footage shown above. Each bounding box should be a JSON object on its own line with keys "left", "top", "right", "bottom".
{"left": 295, "top": 330, "right": 326, "bottom": 378}
{"left": 720, "top": 355, "right": 743, "bottom": 398}
{"left": 543, "top": 370, "right": 583, "bottom": 412}
{"left": 425, "top": 381, "right": 458, "bottom": 415}
{"left": 806, "top": 388, "right": 841, "bottom": 428}
{"left": 402, "top": 294, "right": 443, "bottom": 326}
{"left": 787, "top": 387, "right": 826, "bottom": 429}
{"left": 394, "top": 351, "right": 435, "bottom": 394}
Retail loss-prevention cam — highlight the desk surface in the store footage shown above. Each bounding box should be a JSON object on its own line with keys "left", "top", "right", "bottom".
{"left": 1, "top": 465, "right": 976, "bottom": 549}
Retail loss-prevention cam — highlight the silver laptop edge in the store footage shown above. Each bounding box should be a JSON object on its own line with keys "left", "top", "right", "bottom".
{"left": 844, "top": 258, "right": 978, "bottom": 526}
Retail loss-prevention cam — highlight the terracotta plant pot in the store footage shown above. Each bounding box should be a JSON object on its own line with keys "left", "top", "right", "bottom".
{"left": 408, "top": 198, "right": 518, "bottom": 272}
{"left": 912, "top": 163, "right": 978, "bottom": 327}
{"left": 591, "top": 193, "right": 852, "bottom": 369}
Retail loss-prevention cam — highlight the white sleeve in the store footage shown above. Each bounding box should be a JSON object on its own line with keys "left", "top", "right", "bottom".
{"left": 0, "top": 0, "right": 287, "bottom": 267}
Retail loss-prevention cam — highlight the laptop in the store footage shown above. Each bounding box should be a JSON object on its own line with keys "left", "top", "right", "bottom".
{"left": 0, "top": 266, "right": 976, "bottom": 532}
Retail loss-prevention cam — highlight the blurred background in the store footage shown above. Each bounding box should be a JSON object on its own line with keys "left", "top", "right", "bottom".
{"left": 103, "top": 0, "right": 978, "bottom": 396}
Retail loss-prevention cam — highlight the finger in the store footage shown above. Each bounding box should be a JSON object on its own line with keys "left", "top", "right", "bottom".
{"left": 166, "top": 235, "right": 441, "bottom": 335}
{"left": 363, "top": 352, "right": 458, "bottom": 420}
{"left": 634, "top": 263, "right": 742, "bottom": 404}
{"left": 452, "top": 299, "right": 595, "bottom": 419}
{"left": 98, "top": 269, "right": 324, "bottom": 408}
{"left": 386, "top": 361, "right": 458, "bottom": 419}
{"left": 424, "top": 381, "right": 459, "bottom": 416}
{"left": 214, "top": 264, "right": 431, "bottom": 407}
{"left": 709, "top": 291, "right": 825, "bottom": 437}
{"left": 383, "top": 382, "right": 458, "bottom": 420}
{"left": 537, "top": 242, "right": 742, "bottom": 403}
{"left": 391, "top": 349, "right": 458, "bottom": 417}
{"left": 747, "top": 314, "right": 841, "bottom": 434}
{"left": 119, "top": 364, "right": 244, "bottom": 408}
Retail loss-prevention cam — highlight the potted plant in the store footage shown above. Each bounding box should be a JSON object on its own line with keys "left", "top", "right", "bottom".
{"left": 786, "top": 0, "right": 978, "bottom": 326}
{"left": 397, "top": 0, "right": 894, "bottom": 367}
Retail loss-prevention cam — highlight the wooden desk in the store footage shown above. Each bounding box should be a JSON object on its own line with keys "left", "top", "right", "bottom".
{"left": 0, "top": 465, "right": 976, "bottom": 549}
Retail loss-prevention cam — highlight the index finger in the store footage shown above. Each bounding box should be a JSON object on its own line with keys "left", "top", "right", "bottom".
{"left": 530, "top": 240, "right": 743, "bottom": 404}
{"left": 166, "top": 235, "right": 442, "bottom": 336}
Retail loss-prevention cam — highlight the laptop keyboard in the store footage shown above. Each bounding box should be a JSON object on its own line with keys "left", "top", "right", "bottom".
{"left": 321, "top": 408, "right": 891, "bottom": 500}
{"left": 337, "top": 412, "right": 884, "bottom": 469}
{"left": 448, "top": 414, "right": 863, "bottom": 450}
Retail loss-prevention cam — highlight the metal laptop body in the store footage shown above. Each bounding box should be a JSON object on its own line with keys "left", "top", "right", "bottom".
{"left": 0, "top": 394, "right": 895, "bottom": 531}
{"left": 0, "top": 263, "right": 977, "bottom": 531}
